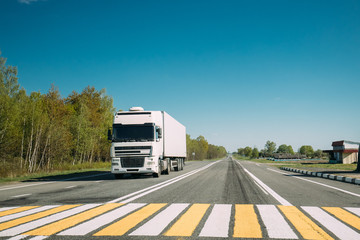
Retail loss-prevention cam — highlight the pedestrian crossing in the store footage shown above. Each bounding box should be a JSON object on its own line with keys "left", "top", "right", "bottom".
{"left": 0, "top": 203, "right": 359, "bottom": 239}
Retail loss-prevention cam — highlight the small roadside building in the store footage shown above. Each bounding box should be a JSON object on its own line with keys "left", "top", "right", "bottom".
{"left": 324, "top": 140, "right": 359, "bottom": 164}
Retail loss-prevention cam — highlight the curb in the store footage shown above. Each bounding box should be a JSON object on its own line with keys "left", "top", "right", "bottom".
{"left": 280, "top": 167, "right": 360, "bottom": 185}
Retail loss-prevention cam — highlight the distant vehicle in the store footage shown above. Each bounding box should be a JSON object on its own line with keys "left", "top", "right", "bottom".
{"left": 108, "top": 107, "right": 186, "bottom": 178}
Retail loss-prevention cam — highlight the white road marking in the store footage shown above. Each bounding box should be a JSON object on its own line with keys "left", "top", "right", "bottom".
{"left": 237, "top": 161, "right": 292, "bottom": 206}
{"left": 0, "top": 207, "right": 18, "bottom": 212}
{"left": 0, "top": 205, "right": 58, "bottom": 223}
{"left": 0, "top": 183, "right": 54, "bottom": 192}
{"left": 302, "top": 206, "right": 360, "bottom": 240}
{"left": 109, "top": 161, "right": 221, "bottom": 203}
{"left": 0, "top": 204, "right": 99, "bottom": 236}
{"left": 28, "top": 236, "right": 48, "bottom": 240}
{"left": 65, "top": 186, "right": 76, "bottom": 189}
{"left": 107, "top": 168, "right": 204, "bottom": 203}
{"left": 267, "top": 167, "right": 360, "bottom": 198}
{"left": 253, "top": 181, "right": 269, "bottom": 195}
{"left": 7, "top": 235, "right": 28, "bottom": 240}
{"left": 345, "top": 207, "right": 360, "bottom": 217}
{"left": 199, "top": 204, "right": 232, "bottom": 237}
{"left": 11, "top": 194, "right": 31, "bottom": 198}
{"left": 292, "top": 176, "right": 360, "bottom": 198}
{"left": 0, "top": 172, "right": 110, "bottom": 192}
{"left": 58, "top": 203, "right": 145, "bottom": 236}
{"left": 267, "top": 168, "right": 287, "bottom": 174}
{"left": 130, "top": 203, "right": 189, "bottom": 236}
{"left": 257, "top": 205, "right": 297, "bottom": 239}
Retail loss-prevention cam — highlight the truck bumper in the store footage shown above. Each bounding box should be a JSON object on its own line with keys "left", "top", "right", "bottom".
{"left": 111, "top": 157, "right": 158, "bottom": 174}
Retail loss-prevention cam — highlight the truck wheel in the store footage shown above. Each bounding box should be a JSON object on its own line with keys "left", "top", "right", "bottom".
{"left": 114, "top": 174, "right": 124, "bottom": 179}
{"left": 153, "top": 165, "right": 160, "bottom": 178}
{"left": 180, "top": 159, "right": 183, "bottom": 170}
{"left": 162, "top": 159, "right": 170, "bottom": 175}
{"left": 174, "top": 159, "right": 180, "bottom": 171}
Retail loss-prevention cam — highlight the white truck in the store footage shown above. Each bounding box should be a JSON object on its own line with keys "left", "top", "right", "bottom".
{"left": 108, "top": 107, "right": 186, "bottom": 178}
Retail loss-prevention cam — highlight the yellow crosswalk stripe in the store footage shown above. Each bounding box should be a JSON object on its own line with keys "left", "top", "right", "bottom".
{"left": 0, "top": 203, "right": 358, "bottom": 238}
{"left": 24, "top": 203, "right": 123, "bottom": 236}
{"left": 94, "top": 203, "right": 166, "bottom": 236}
{"left": 278, "top": 205, "right": 333, "bottom": 240}
{"left": 323, "top": 207, "right": 360, "bottom": 231}
{"left": 233, "top": 204, "right": 262, "bottom": 238}
{"left": 164, "top": 203, "right": 210, "bottom": 237}
{"left": 0, "top": 205, "right": 79, "bottom": 231}
{"left": 0, "top": 206, "right": 38, "bottom": 217}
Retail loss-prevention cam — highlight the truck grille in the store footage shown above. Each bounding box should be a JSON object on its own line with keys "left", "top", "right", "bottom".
{"left": 121, "top": 157, "right": 145, "bottom": 168}
{"left": 115, "top": 146, "right": 152, "bottom": 157}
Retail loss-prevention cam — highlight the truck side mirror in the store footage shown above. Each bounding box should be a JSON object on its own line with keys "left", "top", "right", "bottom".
{"left": 107, "top": 129, "right": 112, "bottom": 141}
{"left": 157, "top": 128, "right": 162, "bottom": 139}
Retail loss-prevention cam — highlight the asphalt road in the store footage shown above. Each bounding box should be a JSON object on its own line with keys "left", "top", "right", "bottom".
{"left": 0, "top": 156, "right": 360, "bottom": 239}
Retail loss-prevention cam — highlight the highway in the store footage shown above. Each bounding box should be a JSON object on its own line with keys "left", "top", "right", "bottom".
{"left": 0, "top": 156, "right": 360, "bottom": 239}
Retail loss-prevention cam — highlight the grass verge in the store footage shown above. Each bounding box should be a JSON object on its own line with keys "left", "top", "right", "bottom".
{"left": 233, "top": 155, "right": 358, "bottom": 172}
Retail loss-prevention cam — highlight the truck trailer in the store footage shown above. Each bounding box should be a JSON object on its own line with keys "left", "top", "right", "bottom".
{"left": 108, "top": 107, "right": 186, "bottom": 178}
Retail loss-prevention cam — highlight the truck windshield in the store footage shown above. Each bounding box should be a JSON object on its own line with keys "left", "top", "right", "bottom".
{"left": 112, "top": 124, "right": 155, "bottom": 142}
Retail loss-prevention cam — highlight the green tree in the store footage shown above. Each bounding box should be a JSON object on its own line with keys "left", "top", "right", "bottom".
{"left": 287, "top": 145, "right": 295, "bottom": 155}
{"left": 299, "top": 145, "right": 314, "bottom": 158}
{"left": 313, "top": 149, "right": 323, "bottom": 158}
{"left": 237, "top": 148, "right": 245, "bottom": 156}
{"left": 195, "top": 135, "right": 209, "bottom": 160}
{"left": 252, "top": 147, "right": 259, "bottom": 158}
{"left": 264, "top": 141, "right": 276, "bottom": 155}
{"left": 244, "top": 146, "right": 252, "bottom": 157}
{"left": 277, "top": 144, "right": 295, "bottom": 154}
{"left": 187, "top": 134, "right": 226, "bottom": 160}
{"left": 0, "top": 54, "right": 21, "bottom": 161}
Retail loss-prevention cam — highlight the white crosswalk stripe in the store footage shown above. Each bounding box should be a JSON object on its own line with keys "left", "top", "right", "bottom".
{"left": 199, "top": 204, "right": 232, "bottom": 237}
{"left": 346, "top": 207, "right": 360, "bottom": 217}
{"left": 302, "top": 206, "right": 360, "bottom": 240}
{"left": 0, "top": 203, "right": 358, "bottom": 239}
{"left": 7, "top": 235, "right": 28, "bottom": 240}
{"left": 0, "top": 205, "right": 58, "bottom": 223}
{"left": 130, "top": 203, "right": 189, "bottom": 236}
{"left": 257, "top": 205, "right": 298, "bottom": 239}
{"left": 28, "top": 236, "right": 48, "bottom": 240}
{"left": 0, "top": 204, "right": 99, "bottom": 237}
{"left": 0, "top": 207, "right": 18, "bottom": 212}
{"left": 58, "top": 203, "right": 145, "bottom": 236}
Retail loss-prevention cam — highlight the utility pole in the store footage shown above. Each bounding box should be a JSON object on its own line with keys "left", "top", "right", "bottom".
{"left": 356, "top": 145, "right": 360, "bottom": 172}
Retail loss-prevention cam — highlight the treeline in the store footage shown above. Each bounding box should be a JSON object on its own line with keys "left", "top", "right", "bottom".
{"left": 186, "top": 135, "right": 227, "bottom": 160}
{"left": 0, "top": 54, "right": 114, "bottom": 178}
{"left": 237, "top": 140, "right": 328, "bottom": 159}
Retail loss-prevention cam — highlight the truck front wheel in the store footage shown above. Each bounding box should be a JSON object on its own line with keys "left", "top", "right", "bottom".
{"left": 153, "top": 165, "right": 160, "bottom": 178}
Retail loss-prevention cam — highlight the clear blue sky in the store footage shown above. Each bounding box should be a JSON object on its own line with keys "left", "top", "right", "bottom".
{"left": 1, "top": 0, "right": 359, "bottom": 152}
